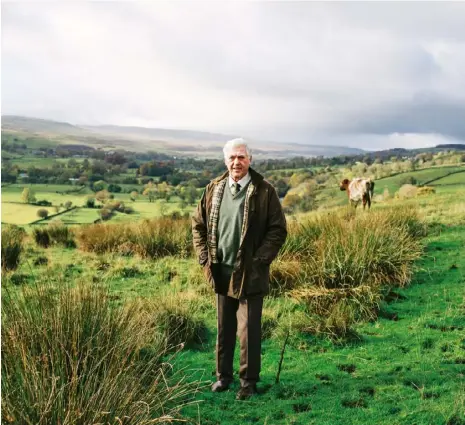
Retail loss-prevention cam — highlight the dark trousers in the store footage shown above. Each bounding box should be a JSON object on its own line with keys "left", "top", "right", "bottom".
{"left": 216, "top": 294, "right": 264, "bottom": 388}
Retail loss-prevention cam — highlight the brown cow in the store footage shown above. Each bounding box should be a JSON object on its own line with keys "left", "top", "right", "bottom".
{"left": 340, "top": 177, "right": 375, "bottom": 209}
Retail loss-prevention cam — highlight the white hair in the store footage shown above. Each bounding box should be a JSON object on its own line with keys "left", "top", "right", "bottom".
{"left": 223, "top": 138, "right": 252, "bottom": 159}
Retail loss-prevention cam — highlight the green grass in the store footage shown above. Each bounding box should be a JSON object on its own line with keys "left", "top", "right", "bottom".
{"left": 175, "top": 225, "right": 465, "bottom": 425}
{"left": 1, "top": 203, "right": 51, "bottom": 224}
{"left": 2, "top": 164, "right": 465, "bottom": 424}
{"left": 49, "top": 207, "right": 100, "bottom": 224}
{"left": 430, "top": 171, "right": 465, "bottom": 186}
{"left": 377, "top": 166, "right": 465, "bottom": 194}
{"left": 1, "top": 184, "right": 194, "bottom": 224}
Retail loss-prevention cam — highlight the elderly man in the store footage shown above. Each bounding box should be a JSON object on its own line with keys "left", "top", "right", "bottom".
{"left": 192, "top": 138, "right": 287, "bottom": 400}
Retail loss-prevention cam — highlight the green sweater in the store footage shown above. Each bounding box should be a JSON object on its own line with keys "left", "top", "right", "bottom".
{"left": 216, "top": 183, "right": 248, "bottom": 272}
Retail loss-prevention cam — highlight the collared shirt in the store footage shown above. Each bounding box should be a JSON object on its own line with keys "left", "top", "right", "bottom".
{"left": 228, "top": 172, "right": 251, "bottom": 192}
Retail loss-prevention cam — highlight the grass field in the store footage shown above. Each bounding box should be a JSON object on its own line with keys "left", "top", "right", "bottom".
{"left": 173, "top": 224, "right": 465, "bottom": 425}
{"left": 430, "top": 171, "right": 465, "bottom": 187}
{"left": 376, "top": 166, "right": 465, "bottom": 194}
{"left": 48, "top": 207, "right": 100, "bottom": 224}
{"left": 2, "top": 161, "right": 465, "bottom": 424}
{"left": 1, "top": 203, "right": 52, "bottom": 224}
{"left": 1, "top": 183, "right": 195, "bottom": 225}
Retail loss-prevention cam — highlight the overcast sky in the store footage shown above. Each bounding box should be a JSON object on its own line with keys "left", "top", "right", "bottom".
{"left": 2, "top": 1, "right": 465, "bottom": 150}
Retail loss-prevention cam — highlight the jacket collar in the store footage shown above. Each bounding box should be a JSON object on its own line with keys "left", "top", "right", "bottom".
{"left": 213, "top": 167, "right": 264, "bottom": 186}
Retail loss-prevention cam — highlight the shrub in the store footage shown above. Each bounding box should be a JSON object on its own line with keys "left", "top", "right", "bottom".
{"left": 1, "top": 225, "right": 25, "bottom": 272}
{"left": 64, "top": 201, "right": 73, "bottom": 209}
{"left": 95, "top": 189, "right": 111, "bottom": 203}
{"left": 32, "top": 222, "right": 76, "bottom": 248}
{"left": 85, "top": 196, "right": 95, "bottom": 208}
{"left": 33, "top": 228, "right": 51, "bottom": 248}
{"left": 36, "top": 208, "right": 49, "bottom": 219}
{"left": 130, "top": 190, "right": 139, "bottom": 201}
{"left": 1, "top": 282, "right": 200, "bottom": 424}
{"left": 35, "top": 199, "right": 52, "bottom": 206}
{"left": 108, "top": 183, "right": 122, "bottom": 193}
{"left": 99, "top": 208, "right": 113, "bottom": 221}
{"left": 123, "top": 206, "right": 134, "bottom": 214}
{"left": 400, "top": 175, "right": 417, "bottom": 185}
{"left": 47, "top": 221, "right": 75, "bottom": 247}
{"left": 417, "top": 186, "right": 436, "bottom": 196}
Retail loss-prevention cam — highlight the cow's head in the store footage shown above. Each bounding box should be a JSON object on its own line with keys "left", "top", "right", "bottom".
{"left": 339, "top": 178, "right": 350, "bottom": 191}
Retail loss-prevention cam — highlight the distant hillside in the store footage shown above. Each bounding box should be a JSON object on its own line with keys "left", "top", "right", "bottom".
{"left": 1, "top": 115, "right": 367, "bottom": 158}
{"left": 1, "top": 115, "right": 88, "bottom": 136}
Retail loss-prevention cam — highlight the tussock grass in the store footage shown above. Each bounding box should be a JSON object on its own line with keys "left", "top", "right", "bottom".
{"left": 140, "top": 291, "right": 208, "bottom": 349}
{"left": 285, "top": 206, "right": 425, "bottom": 337}
{"left": 77, "top": 217, "right": 192, "bottom": 259}
{"left": 32, "top": 227, "right": 51, "bottom": 247}
{"left": 33, "top": 221, "right": 76, "bottom": 248}
{"left": 1, "top": 282, "right": 202, "bottom": 424}
{"left": 1, "top": 225, "right": 25, "bottom": 272}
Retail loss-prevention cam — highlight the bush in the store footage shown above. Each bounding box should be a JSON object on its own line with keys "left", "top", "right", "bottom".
{"left": 108, "top": 183, "right": 122, "bottom": 193}
{"left": 32, "top": 222, "right": 76, "bottom": 248}
{"left": 99, "top": 208, "right": 113, "bottom": 221}
{"left": 33, "top": 228, "right": 51, "bottom": 248}
{"left": 85, "top": 196, "right": 95, "bottom": 208}
{"left": 123, "top": 206, "right": 134, "bottom": 214}
{"left": 64, "top": 201, "right": 73, "bottom": 209}
{"left": 417, "top": 186, "right": 436, "bottom": 196}
{"left": 400, "top": 175, "right": 417, "bottom": 185}
{"left": 35, "top": 199, "right": 52, "bottom": 206}
{"left": 36, "top": 208, "right": 49, "bottom": 219}
{"left": 1, "top": 282, "right": 199, "bottom": 424}
{"left": 1, "top": 225, "right": 25, "bottom": 272}
{"left": 47, "top": 221, "right": 75, "bottom": 247}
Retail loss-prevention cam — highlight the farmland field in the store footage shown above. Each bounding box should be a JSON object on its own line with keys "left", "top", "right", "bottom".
{"left": 1, "top": 203, "right": 51, "bottom": 224}
{"left": 376, "top": 166, "right": 465, "bottom": 193}
{"left": 430, "top": 170, "right": 465, "bottom": 186}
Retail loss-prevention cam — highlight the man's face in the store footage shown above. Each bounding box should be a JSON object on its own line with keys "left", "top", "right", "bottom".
{"left": 225, "top": 145, "right": 251, "bottom": 181}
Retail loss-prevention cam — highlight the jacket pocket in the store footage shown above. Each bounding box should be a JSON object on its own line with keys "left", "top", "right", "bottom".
{"left": 248, "top": 258, "right": 270, "bottom": 296}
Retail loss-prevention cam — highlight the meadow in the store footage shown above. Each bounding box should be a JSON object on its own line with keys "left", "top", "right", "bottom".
{"left": 1, "top": 161, "right": 465, "bottom": 424}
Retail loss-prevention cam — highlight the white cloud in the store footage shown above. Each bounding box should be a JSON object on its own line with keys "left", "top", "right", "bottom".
{"left": 2, "top": 1, "right": 465, "bottom": 149}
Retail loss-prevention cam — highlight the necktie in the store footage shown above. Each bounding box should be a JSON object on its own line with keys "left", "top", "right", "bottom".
{"left": 231, "top": 182, "right": 241, "bottom": 195}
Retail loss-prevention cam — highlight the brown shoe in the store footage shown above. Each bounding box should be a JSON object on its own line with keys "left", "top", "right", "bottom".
{"left": 236, "top": 385, "right": 258, "bottom": 400}
{"left": 211, "top": 381, "right": 231, "bottom": 392}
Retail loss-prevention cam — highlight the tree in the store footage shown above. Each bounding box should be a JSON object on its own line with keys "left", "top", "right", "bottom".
{"left": 64, "top": 201, "right": 73, "bottom": 210}
{"left": 95, "top": 190, "right": 111, "bottom": 203}
{"left": 21, "top": 188, "right": 36, "bottom": 204}
{"left": 67, "top": 158, "right": 78, "bottom": 168}
{"left": 130, "top": 191, "right": 139, "bottom": 202}
{"left": 85, "top": 197, "right": 96, "bottom": 208}
{"left": 98, "top": 208, "right": 113, "bottom": 221}
{"left": 92, "top": 180, "right": 107, "bottom": 192}
{"left": 108, "top": 184, "right": 122, "bottom": 193}
{"left": 282, "top": 193, "right": 301, "bottom": 214}
{"left": 37, "top": 209, "right": 49, "bottom": 219}
{"left": 143, "top": 182, "right": 158, "bottom": 202}
{"left": 159, "top": 200, "right": 167, "bottom": 216}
